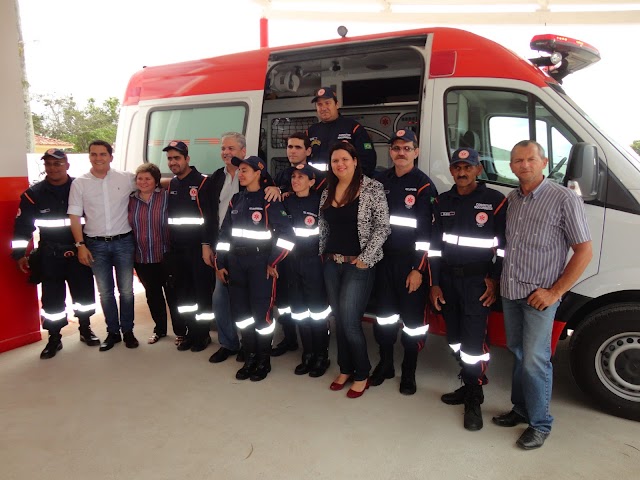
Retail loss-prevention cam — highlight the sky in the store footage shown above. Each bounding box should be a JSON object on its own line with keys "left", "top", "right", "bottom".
{"left": 17, "top": 0, "right": 640, "bottom": 147}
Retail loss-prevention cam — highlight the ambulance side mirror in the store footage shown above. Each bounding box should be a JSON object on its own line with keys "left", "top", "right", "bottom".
{"left": 565, "top": 142, "right": 598, "bottom": 201}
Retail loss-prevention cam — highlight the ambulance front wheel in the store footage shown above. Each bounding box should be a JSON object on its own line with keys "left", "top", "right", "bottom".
{"left": 570, "top": 303, "right": 640, "bottom": 421}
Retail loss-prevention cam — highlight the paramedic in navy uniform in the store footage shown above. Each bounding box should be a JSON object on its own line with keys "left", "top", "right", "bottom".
{"left": 282, "top": 163, "right": 331, "bottom": 377}
{"left": 306, "top": 87, "right": 377, "bottom": 176}
{"left": 429, "top": 147, "right": 507, "bottom": 431}
{"left": 371, "top": 129, "right": 437, "bottom": 395}
{"left": 11, "top": 149, "right": 98, "bottom": 359}
{"left": 164, "top": 140, "right": 216, "bottom": 352}
{"left": 215, "top": 156, "right": 295, "bottom": 382}
{"left": 264, "top": 132, "right": 327, "bottom": 358}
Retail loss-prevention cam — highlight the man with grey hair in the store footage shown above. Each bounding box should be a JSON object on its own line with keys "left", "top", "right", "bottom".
{"left": 203, "top": 132, "right": 247, "bottom": 363}
{"left": 492, "top": 140, "right": 592, "bottom": 450}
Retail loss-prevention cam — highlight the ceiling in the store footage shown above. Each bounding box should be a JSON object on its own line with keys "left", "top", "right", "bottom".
{"left": 252, "top": 0, "right": 640, "bottom": 24}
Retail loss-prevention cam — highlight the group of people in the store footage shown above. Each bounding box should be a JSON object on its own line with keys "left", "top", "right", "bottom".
{"left": 12, "top": 86, "right": 592, "bottom": 451}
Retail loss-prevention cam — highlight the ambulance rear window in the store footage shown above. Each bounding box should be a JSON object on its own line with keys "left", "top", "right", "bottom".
{"left": 146, "top": 103, "right": 248, "bottom": 175}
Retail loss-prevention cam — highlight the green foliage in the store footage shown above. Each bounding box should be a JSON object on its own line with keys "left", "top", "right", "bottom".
{"left": 631, "top": 140, "right": 640, "bottom": 156}
{"left": 31, "top": 94, "right": 120, "bottom": 152}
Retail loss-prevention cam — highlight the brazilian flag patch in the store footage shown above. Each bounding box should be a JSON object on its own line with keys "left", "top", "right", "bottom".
{"left": 280, "top": 210, "right": 288, "bottom": 216}
{"left": 363, "top": 143, "right": 373, "bottom": 150}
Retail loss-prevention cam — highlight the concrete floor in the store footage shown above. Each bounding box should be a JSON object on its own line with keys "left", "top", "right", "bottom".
{"left": 1, "top": 293, "right": 639, "bottom": 480}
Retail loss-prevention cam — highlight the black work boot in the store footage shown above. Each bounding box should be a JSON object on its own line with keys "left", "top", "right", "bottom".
{"left": 441, "top": 385, "right": 467, "bottom": 405}
{"left": 463, "top": 385, "right": 484, "bottom": 431}
{"left": 295, "top": 353, "right": 315, "bottom": 375}
{"left": 308, "top": 354, "right": 330, "bottom": 378}
{"left": 250, "top": 354, "right": 272, "bottom": 381}
{"left": 399, "top": 349, "right": 418, "bottom": 395}
{"left": 40, "top": 333, "right": 62, "bottom": 359}
{"left": 78, "top": 318, "right": 100, "bottom": 346}
{"left": 370, "top": 345, "right": 395, "bottom": 386}
{"left": 236, "top": 354, "right": 258, "bottom": 380}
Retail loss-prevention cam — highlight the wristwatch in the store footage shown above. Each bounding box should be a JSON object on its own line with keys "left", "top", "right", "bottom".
{"left": 75, "top": 241, "right": 85, "bottom": 247}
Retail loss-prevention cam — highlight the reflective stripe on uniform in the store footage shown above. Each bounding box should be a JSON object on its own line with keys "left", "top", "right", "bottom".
{"left": 389, "top": 215, "right": 417, "bottom": 228}
{"left": 276, "top": 238, "right": 295, "bottom": 251}
{"left": 497, "top": 249, "right": 505, "bottom": 257}
{"left": 236, "top": 317, "right": 255, "bottom": 329}
{"left": 278, "top": 306, "right": 291, "bottom": 315}
{"left": 293, "top": 227, "right": 319, "bottom": 237}
{"left": 72, "top": 302, "right": 97, "bottom": 312}
{"left": 291, "top": 310, "right": 310, "bottom": 321}
{"left": 216, "top": 242, "right": 231, "bottom": 251}
{"left": 310, "top": 306, "right": 331, "bottom": 320}
{"left": 41, "top": 309, "right": 66, "bottom": 321}
{"left": 231, "top": 228, "right": 271, "bottom": 240}
{"left": 256, "top": 322, "right": 276, "bottom": 335}
{"left": 11, "top": 240, "right": 29, "bottom": 249}
{"left": 168, "top": 217, "right": 204, "bottom": 225}
{"left": 308, "top": 162, "right": 328, "bottom": 171}
{"left": 442, "top": 233, "right": 497, "bottom": 249}
{"left": 460, "top": 350, "right": 490, "bottom": 364}
{"left": 415, "top": 241, "right": 430, "bottom": 251}
{"left": 177, "top": 304, "right": 198, "bottom": 313}
{"left": 195, "top": 312, "right": 215, "bottom": 321}
{"left": 376, "top": 314, "right": 400, "bottom": 325}
{"left": 403, "top": 324, "right": 429, "bottom": 336}
{"left": 428, "top": 249, "right": 442, "bottom": 257}
{"left": 449, "top": 343, "right": 461, "bottom": 353}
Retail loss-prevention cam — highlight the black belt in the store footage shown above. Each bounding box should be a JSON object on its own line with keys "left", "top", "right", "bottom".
{"left": 231, "top": 246, "right": 270, "bottom": 256}
{"left": 442, "top": 262, "right": 490, "bottom": 277}
{"left": 87, "top": 231, "right": 132, "bottom": 242}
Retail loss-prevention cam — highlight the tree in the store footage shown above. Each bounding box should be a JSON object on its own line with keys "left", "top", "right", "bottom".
{"left": 31, "top": 94, "right": 120, "bottom": 152}
{"left": 632, "top": 140, "right": 640, "bottom": 156}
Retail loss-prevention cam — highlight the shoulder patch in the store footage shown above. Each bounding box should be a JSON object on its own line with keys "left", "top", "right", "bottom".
{"left": 363, "top": 143, "right": 373, "bottom": 150}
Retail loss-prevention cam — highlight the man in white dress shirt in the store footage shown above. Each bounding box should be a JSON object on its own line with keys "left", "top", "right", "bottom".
{"left": 68, "top": 140, "right": 139, "bottom": 351}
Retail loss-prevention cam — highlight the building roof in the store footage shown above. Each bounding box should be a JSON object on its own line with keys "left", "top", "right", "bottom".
{"left": 34, "top": 135, "right": 74, "bottom": 148}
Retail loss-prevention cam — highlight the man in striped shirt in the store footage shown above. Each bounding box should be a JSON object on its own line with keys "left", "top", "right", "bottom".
{"left": 493, "top": 140, "right": 592, "bottom": 450}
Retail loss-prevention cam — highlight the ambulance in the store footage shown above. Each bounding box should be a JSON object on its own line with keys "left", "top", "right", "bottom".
{"left": 115, "top": 27, "right": 640, "bottom": 421}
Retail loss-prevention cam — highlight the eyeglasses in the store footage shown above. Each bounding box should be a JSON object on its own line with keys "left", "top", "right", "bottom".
{"left": 390, "top": 146, "right": 416, "bottom": 153}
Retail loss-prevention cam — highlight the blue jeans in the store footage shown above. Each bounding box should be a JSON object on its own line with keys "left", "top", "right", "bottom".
{"left": 87, "top": 235, "right": 135, "bottom": 334}
{"left": 324, "top": 261, "right": 375, "bottom": 381}
{"left": 213, "top": 276, "right": 240, "bottom": 351}
{"left": 502, "top": 297, "right": 560, "bottom": 434}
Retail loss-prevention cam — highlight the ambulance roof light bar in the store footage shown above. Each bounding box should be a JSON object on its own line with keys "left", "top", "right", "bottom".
{"left": 529, "top": 34, "right": 601, "bottom": 84}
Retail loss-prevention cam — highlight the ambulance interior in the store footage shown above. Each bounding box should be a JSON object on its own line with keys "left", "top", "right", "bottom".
{"left": 261, "top": 41, "right": 574, "bottom": 186}
{"left": 261, "top": 43, "right": 424, "bottom": 177}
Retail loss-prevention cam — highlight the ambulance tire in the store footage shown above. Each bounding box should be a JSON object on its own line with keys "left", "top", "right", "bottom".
{"left": 569, "top": 303, "right": 640, "bottom": 422}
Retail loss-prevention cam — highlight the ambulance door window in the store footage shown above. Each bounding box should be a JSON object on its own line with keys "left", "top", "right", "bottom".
{"left": 445, "top": 89, "right": 579, "bottom": 188}
{"left": 146, "top": 104, "right": 247, "bottom": 175}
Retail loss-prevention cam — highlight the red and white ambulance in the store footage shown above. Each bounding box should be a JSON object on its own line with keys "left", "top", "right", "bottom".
{"left": 116, "top": 27, "right": 640, "bottom": 421}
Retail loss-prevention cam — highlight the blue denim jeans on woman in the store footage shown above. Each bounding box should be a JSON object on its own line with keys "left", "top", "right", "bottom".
{"left": 324, "top": 261, "right": 376, "bottom": 381}
{"left": 87, "top": 235, "right": 135, "bottom": 334}
{"left": 502, "top": 296, "right": 560, "bottom": 434}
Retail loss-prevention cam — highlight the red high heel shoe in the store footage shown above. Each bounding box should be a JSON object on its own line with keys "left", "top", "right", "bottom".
{"left": 329, "top": 375, "right": 352, "bottom": 391}
{"left": 346, "top": 378, "right": 370, "bottom": 398}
